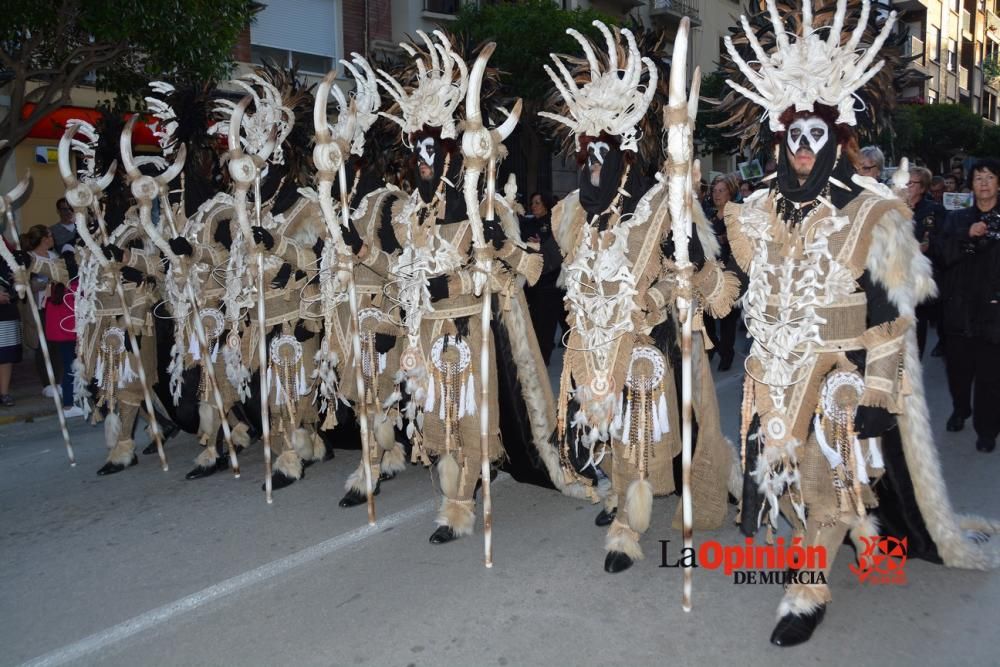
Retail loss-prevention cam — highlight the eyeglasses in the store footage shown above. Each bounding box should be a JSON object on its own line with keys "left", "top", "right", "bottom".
{"left": 860, "top": 164, "right": 878, "bottom": 171}
{"left": 907, "top": 181, "right": 922, "bottom": 187}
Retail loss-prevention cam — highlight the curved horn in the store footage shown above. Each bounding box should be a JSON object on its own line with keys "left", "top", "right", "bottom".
{"left": 417, "top": 30, "right": 441, "bottom": 73}
{"left": 120, "top": 115, "right": 141, "bottom": 179}
{"left": 668, "top": 18, "right": 690, "bottom": 108}
{"left": 567, "top": 28, "right": 601, "bottom": 78}
{"left": 229, "top": 96, "right": 251, "bottom": 154}
{"left": 258, "top": 126, "right": 279, "bottom": 164}
{"left": 5, "top": 171, "right": 31, "bottom": 206}
{"left": 157, "top": 143, "right": 186, "bottom": 185}
{"left": 494, "top": 99, "right": 522, "bottom": 141}
{"left": 827, "top": 0, "right": 848, "bottom": 50}
{"left": 58, "top": 124, "right": 81, "bottom": 188}
{"left": 315, "top": 71, "right": 336, "bottom": 141}
{"left": 94, "top": 160, "right": 117, "bottom": 192}
{"left": 466, "top": 42, "right": 497, "bottom": 125}
{"left": 687, "top": 66, "right": 701, "bottom": 122}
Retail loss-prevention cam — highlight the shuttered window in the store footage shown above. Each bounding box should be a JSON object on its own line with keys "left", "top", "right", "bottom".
{"left": 250, "top": 0, "right": 339, "bottom": 73}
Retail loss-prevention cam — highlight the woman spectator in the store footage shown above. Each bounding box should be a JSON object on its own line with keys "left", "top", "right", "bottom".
{"left": 0, "top": 243, "right": 22, "bottom": 406}
{"left": 20, "top": 225, "right": 62, "bottom": 396}
{"left": 520, "top": 192, "right": 563, "bottom": 365}
{"left": 703, "top": 173, "right": 741, "bottom": 370}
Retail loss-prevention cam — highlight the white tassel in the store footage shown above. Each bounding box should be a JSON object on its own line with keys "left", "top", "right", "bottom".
{"left": 651, "top": 396, "right": 662, "bottom": 441}
{"left": 458, "top": 376, "right": 467, "bottom": 418}
{"left": 379, "top": 352, "right": 386, "bottom": 374}
{"left": 274, "top": 371, "right": 284, "bottom": 405}
{"left": 95, "top": 354, "right": 105, "bottom": 388}
{"left": 424, "top": 374, "right": 436, "bottom": 412}
{"left": 465, "top": 373, "right": 476, "bottom": 416}
{"left": 120, "top": 355, "right": 136, "bottom": 388}
{"left": 813, "top": 414, "right": 843, "bottom": 469}
{"left": 622, "top": 397, "right": 632, "bottom": 444}
{"left": 297, "top": 362, "right": 307, "bottom": 396}
{"left": 853, "top": 437, "right": 869, "bottom": 484}
{"left": 188, "top": 333, "right": 201, "bottom": 361}
{"left": 610, "top": 393, "right": 623, "bottom": 434}
{"left": 210, "top": 338, "right": 220, "bottom": 363}
{"left": 266, "top": 366, "right": 273, "bottom": 402}
{"left": 867, "top": 437, "right": 884, "bottom": 470}
{"left": 657, "top": 391, "right": 669, "bottom": 434}
{"left": 438, "top": 381, "right": 446, "bottom": 421}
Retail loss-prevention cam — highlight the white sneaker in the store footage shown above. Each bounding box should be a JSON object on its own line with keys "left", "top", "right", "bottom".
{"left": 42, "top": 385, "right": 61, "bottom": 398}
{"left": 62, "top": 405, "right": 85, "bottom": 418}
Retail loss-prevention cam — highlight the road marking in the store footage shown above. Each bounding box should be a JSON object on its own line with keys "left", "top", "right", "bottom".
{"left": 18, "top": 497, "right": 440, "bottom": 667}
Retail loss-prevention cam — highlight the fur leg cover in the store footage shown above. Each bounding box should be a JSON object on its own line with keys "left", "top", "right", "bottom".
{"left": 194, "top": 444, "right": 217, "bottom": 467}
{"left": 104, "top": 411, "right": 121, "bottom": 451}
{"left": 777, "top": 583, "right": 831, "bottom": 620}
{"left": 197, "top": 401, "right": 217, "bottom": 445}
{"left": 344, "top": 462, "right": 381, "bottom": 493}
{"left": 274, "top": 450, "right": 303, "bottom": 480}
{"left": 437, "top": 453, "right": 460, "bottom": 500}
{"left": 292, "top": 428, "right": 319, "bottom": 463}
{"left": 310, "top": 432, "right": 325, "bottom": 461}
{"left": 605, "top": 518, "right": 643, "bottom": 560}
{"left": 871, "top": 206, "right": 1000, "bottom": 569}
{"left": 374, "top": 413, "right": 396, "bottom": 453}
{"left": 380, "top": 443, "right": 407, "bottom": 476}
{"left": 231, "top": 422, "right": 251, "bottom": 449}
{"left": 436, "top": 498, "right": 476, "bottom": 536}
{"left": 625, "top": 479, "right": 653, "bottom": 534}
{"left": 107, "top": 438, "right": 136, "bottom": 466}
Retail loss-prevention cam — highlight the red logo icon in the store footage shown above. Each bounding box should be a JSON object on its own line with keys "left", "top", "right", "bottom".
{"left": 850, "top": 536, "right": 908, "bottom": 585}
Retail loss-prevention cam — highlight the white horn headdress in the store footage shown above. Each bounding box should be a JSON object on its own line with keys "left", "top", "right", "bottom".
{"left": 722, "top": 0, "right": 896, "bottom": 132}
{"left": 376, "top": 30, "right": 468, "bottom": 143}
{"left": 538, "top": 21, "right": 657, "bottom": 154}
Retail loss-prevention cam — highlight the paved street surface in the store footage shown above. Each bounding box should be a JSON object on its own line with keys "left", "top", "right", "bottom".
{"left": 2, "top": 333, "right": 998, "bottom": 667}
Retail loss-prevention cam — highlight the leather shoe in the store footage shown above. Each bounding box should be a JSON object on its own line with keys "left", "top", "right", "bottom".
{"left": 185, "top": 457, "right": 227, "bottom": 480}
{"left": 946, "top": 412, "right": 968, "bottom": 432}
{"left": 770, "top": 605, "right": 826, "bottom": 647}
{"left": 718, "top": 351, "right": 734, "bottom": 371}
{"left": 976, "top": 437, "right": 996, "bottom": 453}
{"left": 604, "top": 550, "right": 634, "bottom": 573}
{"left": 378, "top": 470, "right": 397, "bottom": 482}
{"left": 97, "top": 453, "right": 138, "bottom": 476}
{"left": 595, "top": 507, "right": 617, "bottom": 526}
{"left": 142, "top": 442, "right": 159, "bottom": 455}
{"left": 429, "top": 525, "right": 458, "bottom": 544}
{"left": 264, "top": 468, "right": 301, "bottom": 492}
{"left": 338, "top": 482, "right": 381, "bottom": 508}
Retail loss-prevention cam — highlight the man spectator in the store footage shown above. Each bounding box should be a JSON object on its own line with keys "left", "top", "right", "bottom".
{"left": 858, "top": 145, "right": 885, "bottom": 181}
{"left": 907, "top": 166, "right": 946, "bottom": 357}
{"left": 49, "top": 198, "right": 77, "bottom": 253}
{"left": 929, "top": 175, "right": 946, "bottom": 204}
{"left": 937, "top": 158, "right": 1000, "bottom": 453}
{"left": 942, "top": 174, "right": 959, "bottom": 194}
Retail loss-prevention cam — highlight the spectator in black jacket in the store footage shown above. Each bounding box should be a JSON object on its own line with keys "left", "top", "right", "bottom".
{"left": 938, "top": 158, "right": 1000, "bottom": 452}
{"left": 520, "top": 192, "right": 563, "bottom": 365}
{"left": 907, "top": 166, "right": 947, "bottom": 357}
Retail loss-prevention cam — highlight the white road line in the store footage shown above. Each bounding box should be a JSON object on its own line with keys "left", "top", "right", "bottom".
{"left": 18, "top": 498, "right": 438, "bottom": 667}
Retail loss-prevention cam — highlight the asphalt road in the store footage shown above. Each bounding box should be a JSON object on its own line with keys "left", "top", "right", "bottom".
{"left": 1, "top": 333, "right": 998, "bottom": 667}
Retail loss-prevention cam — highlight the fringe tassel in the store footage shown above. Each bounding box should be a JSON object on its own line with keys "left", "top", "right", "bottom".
{"left": 95, "top": 354, "right": 105, "bottom": 388}
{"left": 210, "top": 338, "right": 219, "bottom": 363}
{"left": 853, "top": 437, "right": 870, "bottom": 484}
{"left": 438, "top": 381, "right": 446, "bottom": 421}
{"left": 657, "top": 391, "right": 669, "bottom": 435}
{"left": 813, "top": 414, "right": 843, "bottom": 469}
{"left": 188, "top": 333, "right": 200, "bottom": 361}
{"left": 425, "top": 374, "right": 436, "bottom": 413}
{"left": 622, "top": 398, "right": 632, "bottom": 445}
{"left": 610, "top": 392, "right": 623, "bottom": 434}
{"left": 867, "top": 437, "right": 884, "bottom": 470}
{"left": 465, "top": 373, "right": 476, "bottom": 416}
{"left": 378, "top": 352, "right": 386, "bottom": 374}
{"left": 651, "top": 398, "right": 662, "bottom": 441}
{"left": 297, "top": 363, "right": 307, "bottom": 396}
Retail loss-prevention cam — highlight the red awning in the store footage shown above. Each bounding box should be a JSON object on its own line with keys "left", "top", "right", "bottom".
{"left": 21, "top": 103, "right": 160, "bottom": 146}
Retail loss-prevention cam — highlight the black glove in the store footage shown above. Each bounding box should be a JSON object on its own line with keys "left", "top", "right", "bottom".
{"left": 12, "top": 250, "right": 32, "bottom": 268}
{"left": 854, "top": 405, "right": 895, "bottom": 439}
{"left": 293, "top": 320, "right": 315, "bottom": 342}
{"left": 341, "top": 219, "right": 364, "bottom": 255}
{"left": 374, "top": 333, "right": 396, "bottom": 354}
{"left": 427, "top": 275, "right": 449, "bottom": 302}
{"left": 312, "top": 236, "right": 325, "bottom": 258}
{"left": 61, "top": 250, "right": 79, "bottom": 280}
{"left": 483, "top": 218, "right": 506, "bottom": 250}
{"left": 121, "top": 266, "right": 145, "bottom": 285}
{"left": 660, "top": 229, "right": 706, "bottom": 271}
{"left": 251, "top": 226, "right": 274, "bottom": 250}
{"left": 168, "top": 236, "right": 193, "bottom": 257}
{"left": 214, "top": 220, "right": 233, "bottom": 250}
{"left": 102, "top": 243, "right": 124, "bottom": 263}
{"left": 270, "top": 262, "right": 292, "bottom": 289}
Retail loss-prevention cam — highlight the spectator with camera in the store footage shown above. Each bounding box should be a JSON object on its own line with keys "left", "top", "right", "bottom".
{"left": 937, "top": 158, "right": 1000, "bottom": 452}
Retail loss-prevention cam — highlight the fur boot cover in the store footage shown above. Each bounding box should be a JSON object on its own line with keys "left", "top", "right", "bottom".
{"left": 310, "top": 432, "right": 325, "bottom": 461}
{"left": 605, "top": 518, "right": 643, "bottom": 560}
{"left": 625, "top": 479, "right": 653, "bottom": 534}
{"left": 104, "top": 411, "right": 121, "bottom": 451}
{"left": 436, "top": 498, "right": 476, "bottom": 536}
{"left": 292, "top": 428, "right": 319, "bottom": 462}
{"left": 776, "top": 582, "right": 831, "bottom": 619}
{"left": 437, "top": 453, "right": 460, "bottom": 499}
{"left": 381, "top": 443, "right": 407, "bottom": 476}
{"left": 870, "top": 203, "right": 1000, "bottom": 569}
{"left": 197, "top": 401, "right": 217, "bottom": 444}
{"left": 374, "top": 413, "right": 396, "bottom": 452}
{"left": 231, "top": 422, "right": 251, "bottom": 449}
{"left": 344, "top": 464, "right": 368, "bottom": 493}
{"left": 107, "top": 438, "right": 136, "bottom": 465}
{"left": 274, "top": 449, "right": 303, "bottom": 480}
{"left": 194, "top": 444, "right": 218, "bottom": 467}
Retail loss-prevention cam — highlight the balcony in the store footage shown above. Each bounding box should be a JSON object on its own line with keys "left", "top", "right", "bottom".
{"left": 962, "top": 9, "right": 973, "bottom": 38}
{"left": 649, "top": 0, "right": 701, "bottom": 27}
{"left": 904, "top": 35, "right": 925, "bottom": 64}
{"left": 889, "top": 0, "right": 927, "bottom": 12}
{"left": 960, "top": 65, "right": 970, "bottom": 91}
{"left": 423, "top": 0, "right": 460, "bottom": 16}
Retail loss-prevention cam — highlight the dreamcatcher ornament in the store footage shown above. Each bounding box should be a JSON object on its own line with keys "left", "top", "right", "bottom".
{"left": 267, "top": 334, "right": 308, "bottom": 413}
{"left": 425, "top": 334, "right": 476, "bottom": 454}
{"left": 814, "top": 370, "right": 884, "bottom": 518}
{"left": 95, "top": 327, "right": 137, "bottom": 410}
{"left": 614, "top": 346, "right": 669, "bottom": 477}
{"left": 223, "top": 331, "right": 252, "bottom": 402}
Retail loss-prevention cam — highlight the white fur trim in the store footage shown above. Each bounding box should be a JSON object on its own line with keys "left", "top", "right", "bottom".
{"left": 107, "top": 438, "right": 135, "bottom": 465}
{"left": 198, "top": 401, "right": 217, "bottom": 442}
{"left": 605, "top": 519, "right": 643, "bottom": 560}
{"left": 104, "top": 411, "right": 121, "bottom": 451}
{"left": 437, "top": 454, "right": 460, "bottom": 499}
{"left": 436, "top": 498, "right": 476, "bottom": 536}
{"left": 194, "top": 445, "right": 217, "bottom": 467}
{"left": 291, "top": 428, "right": 316, "bottom": 462}
{"left": 274, "top": 450, "right": 303, "bottom": 480}
{"left": 625, "top": 479, "right": 653, "bottom": 534}
{"left": 776, "top": 584, "right": 830, "bottom": 620}
{"left": 232, "top": 422, "right": 250, "bottom": 448}
{"left": 374, "top": 413, "right": 395, "bottom": 452}
{"left": 381, "top": 443, "right": 407, "bottom": 475}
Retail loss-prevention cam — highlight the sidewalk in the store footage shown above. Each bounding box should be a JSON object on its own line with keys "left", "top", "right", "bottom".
{"left": 1, "top": 356, "right": 62, "bottom": 425}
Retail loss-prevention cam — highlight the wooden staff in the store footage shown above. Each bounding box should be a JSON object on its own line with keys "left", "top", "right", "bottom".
{"left": 0, "top": 163, "right": 76, "bottom": 466}
{"left": 663, "top": 18, "right": 700, "bottom": 612}
{"left": 460, "top": 43, "right": 521, "bottom": 568}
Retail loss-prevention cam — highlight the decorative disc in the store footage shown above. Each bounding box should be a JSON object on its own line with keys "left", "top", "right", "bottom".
{"left": 821, "top": 370, "right": 865, "bottom": 416}
{"left": 430, "top": 335, "right": 471, "bottom": 374}
{"left": 100, "top": 327, "right": 126, "bottom": 354}
{"left": 269, "top": 335, "right": 302, "bottom": 368}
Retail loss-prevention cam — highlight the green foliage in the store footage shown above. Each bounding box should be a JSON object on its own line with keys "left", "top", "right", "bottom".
{"left": 977, "top": 123, "right": 1000, "bottom": 159}
{"left": 887, "top": 103, "right": 923, "bottom": 160}
{"left": 451, "top": 0, "right": 613, "bottom": 105}
{"left": 695, "top": 70, "right": 742, "bottom": 158}
{"left": 912, "top": 102, "right": 983, "bottom": 172}
{"left": 984, "top": 56, "right": 1000, "bottom": 85}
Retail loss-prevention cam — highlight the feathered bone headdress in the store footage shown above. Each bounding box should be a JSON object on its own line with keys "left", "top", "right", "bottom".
{"left": 722, "top": 0, "right": 896, "bottom": 133}
{"left": 538, "top": 21, "right": 658, "bottom": 154}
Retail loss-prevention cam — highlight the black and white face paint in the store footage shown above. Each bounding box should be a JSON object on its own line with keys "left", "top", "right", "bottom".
{"left": 587, "top": 141, "right": 610, "bottom": 187}
{"left": 416, "top": 137, "right": 436, "bottom": 182}
{"left": 786, "top": 117, "right": 829, "bottom": 154}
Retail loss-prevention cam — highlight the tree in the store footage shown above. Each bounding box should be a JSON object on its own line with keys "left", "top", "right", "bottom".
{"left": 976, "top": 123, "right": 1000, "bottom": 159}
{"left": 0, "top": 0, "right": 256, "bottom": 169}
{"left": 695, "top": 70, "right": 742, "bottom": 159}
{"left": 911, "top": 102, "right": 983, "bottom": 173}
{"left": 451, "top": 0, "right": 612, "bottom": 195}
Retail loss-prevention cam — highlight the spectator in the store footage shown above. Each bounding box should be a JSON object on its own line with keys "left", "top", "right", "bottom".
{"left": 519, "top": 192, "right": 563, "bottom": 365}
{"left": 907, "top": 166, "right": 946, "bottom": 358}
{"left": 739, "top": 179, "right": 753, "bottom": 199}
{"left": 0, "top": 247, "right": 22, "bottom": 407}
{"left": 858, "top": 145, "right": 885, "bottom": 181}
{"left": 703, "top": 173, "right": 741, "bottom": 370}
{"left": 929, "top": 175, "right": 946, "bottom": 204}
{"left": 44, "top": 276, "right": 82, "bottom": 417}
{"left": 937, "top": 158, "right": 1000, "bottom": 453}
{"left": 952, "top": 164, "right": 969, "bottom": 193}
{"left": 49, "top": 198, "right": 78, "bottom": 253}
{"left": 943, "top": 174, "right": 959, "bottom": 194}
{"left": 20, "top": 225, "right": 62, "bottom": 396}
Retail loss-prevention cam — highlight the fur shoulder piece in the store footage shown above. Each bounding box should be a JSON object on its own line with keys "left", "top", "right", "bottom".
{"left": 693, "top": 200, "right": 721, "bottom": 260}
{"left": 863, "top": 194, "right": 935, "bottom": 319}
{"left": 551, "top": 190, "right": 583, "bottom": 257}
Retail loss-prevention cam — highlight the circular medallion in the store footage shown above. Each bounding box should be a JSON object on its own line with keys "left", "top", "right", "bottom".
{"left": 625, "top": 346, "right": 666, "bottom": 391}
{"left": 589, "top": 374, "right": 614, "bottom": 397}
{"left": 430, "top": 335, "right": 471, "bottom": 374}
{"left": 400, "top": 347, "right": 419, "bottom": 372}
{"left": 821, "top": 370, "right": 865, "bottom": 416}
{"left": 765, "top": 415, "right": 787, "bottom": 441}
{"left": 100, "top": 327, "right": 126, "bottom": 355}
{"left": 199, "top": 308, "right": 225, "bottom": 341}
{"left": 268, "top": 335, "right": 302, "bottom": 369}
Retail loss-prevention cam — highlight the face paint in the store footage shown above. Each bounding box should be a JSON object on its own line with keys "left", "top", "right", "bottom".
{"left": 786, "top": 117, "right": 829, "bottom": 155}
{"left": 416, "top": 137, "right": 436, "bottom": 181}
{"left": 587, "top": 140, "right": 610, "bottom": 187}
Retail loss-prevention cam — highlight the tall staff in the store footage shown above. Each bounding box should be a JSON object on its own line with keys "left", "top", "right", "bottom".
{"left": 313, "top": 71, "right": 376, "bottom": 524}
{"left": 459, "top": 43, "right": 521, "bottom": 568}
{"left": 663, "top": 17, "right": 700, "bottom": 612}
{"left": 0, "top": 146, "right": 76, "bottom": 465}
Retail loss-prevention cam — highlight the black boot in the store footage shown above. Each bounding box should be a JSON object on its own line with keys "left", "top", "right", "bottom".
{"left": 976, "top": 436, "right": 996, "bottom": 453}
{"left": 946, "top": 412, "right": 968, "bottom": 432}
{"left": 265, "top": 468, "right": 302, "bottom": 492}
{"left": 429, "top": 525, "right": 458, "bottom": 544}
{"left": 595, "top": 507, "right": 617, "bottom": 526}
{"left": 603, "top": 550, "right": 634, "bottom": 573}
{"left": 185, "top": 456, "right": 227, "bottom": 480}
{"left": 97, "top": 453, "right": 138, "bottom": 476}
{"left": 338, "top": 482, "right": 381, "bottom": 507}
{"left": 770, "top": 605, "right": 826, "bottom": 647}
{"left": 718, "top": 350, "right": 734, "bottom": 371}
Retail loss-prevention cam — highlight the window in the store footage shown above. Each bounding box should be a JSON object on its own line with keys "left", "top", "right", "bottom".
{"left": 983, "top": 91, "right": 997, "bottom": 120}
{"left": 424, "top": 0, "right": 460, "bottom": 12}
{"left": 947, "top": 38, "right": 957, "bottom": 71}
{"left": 929, "top": 89, "right": 938, "bottom": 104}
{"left": 250, "top": 0, "right": 338, "bottom": 75}
{"left": 928, "top": 26, "right": 940, "bottom": 61}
